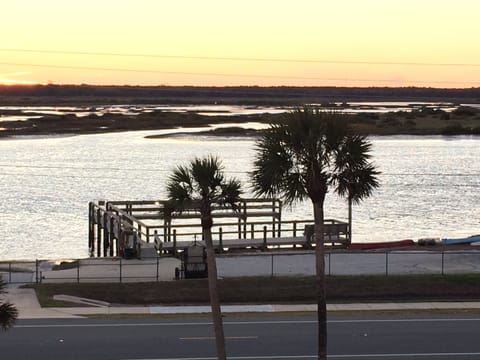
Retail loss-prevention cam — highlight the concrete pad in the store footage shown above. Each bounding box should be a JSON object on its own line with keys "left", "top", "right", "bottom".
{"left": 5, "top": 288, "right": 82, "bottom": 319}
{"left": 40, "top": 257, "right": 181, "bottom": 283}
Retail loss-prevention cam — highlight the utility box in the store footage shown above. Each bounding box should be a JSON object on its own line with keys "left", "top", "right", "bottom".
{"left": 121, "top": 229, "right": 139, "bottom": 259}
{"left": 182, "top": 243, "right": 208, "bottom": 279}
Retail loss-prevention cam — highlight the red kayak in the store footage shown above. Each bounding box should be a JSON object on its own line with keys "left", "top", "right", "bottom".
{"left": 348, "top": 239, "right": 415, "bottom": 250}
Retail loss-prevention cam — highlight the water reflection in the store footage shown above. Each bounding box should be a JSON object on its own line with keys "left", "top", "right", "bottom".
{"left": 0, "top": 131, "right": 478, "bottom": 260}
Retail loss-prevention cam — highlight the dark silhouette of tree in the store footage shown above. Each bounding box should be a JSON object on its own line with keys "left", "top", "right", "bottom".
{"left": 251, "top": 107, "right": 379, "bottom": 359}
{"left": 166, "top": 156, "right": 242, "bottom": 360}
{"left": 333, "top": 134, "right": 380, "bottom": 244}
{"left": 0, "top": 279, "right": 18, "bottom": 331}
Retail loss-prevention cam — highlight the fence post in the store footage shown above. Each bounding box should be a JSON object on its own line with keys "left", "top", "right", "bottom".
{"left": 35, "top": 260, "right": 39, "bottom": 284}
{"left": 385, "top": 251, "right": 389, "bottom": 276}
{"left": 250, "top": 224, "right": 254, "bottom": 239}
{"left": 271, "top": 254, "right": 274, "bottom": 277}
{"left": 263, "top": 226, "right": 267, "bottom": 251}
{"left": 441, "top": 251, "right": 445, "bottom": 275}
{"left": 218, "top": 227, "right": 223, "bottom": 254}
{"left": 119, "top": 258, "right": 123, "bottom": 283}
{"left": 328, "top": 253, "right": 331, "bottom": 276}
{"left": 8, "top": 262, "right": 12, "bottom": 283}
{"left": 77, "top": 261, "right": 80, "bottom": 283}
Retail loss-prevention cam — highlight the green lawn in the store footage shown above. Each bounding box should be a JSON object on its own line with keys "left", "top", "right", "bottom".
{"left": 31, "top": 274, "right": 480, "bottom": 307}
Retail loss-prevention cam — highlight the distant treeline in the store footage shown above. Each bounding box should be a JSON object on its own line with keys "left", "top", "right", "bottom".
{"left": 1, "top": 84, "right": 480, "bottom": 105}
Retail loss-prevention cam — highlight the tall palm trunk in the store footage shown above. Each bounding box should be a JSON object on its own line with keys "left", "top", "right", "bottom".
{"left": 202, "top": 215, "right": 226, "bottom": 360}
{"left": 313, "top": 201, "right": 327, "bottom": 360}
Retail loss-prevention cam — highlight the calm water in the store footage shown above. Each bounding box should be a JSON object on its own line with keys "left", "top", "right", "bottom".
{"left": 0, "top": 126, "right": 478, "bottom": 260}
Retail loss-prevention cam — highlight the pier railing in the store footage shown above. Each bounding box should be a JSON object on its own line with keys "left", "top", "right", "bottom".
{"left": 88, "top": 198, "right": 350, "bottom": 258}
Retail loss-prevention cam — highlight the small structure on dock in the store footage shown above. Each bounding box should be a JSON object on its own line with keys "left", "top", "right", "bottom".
{"left": 88, "top": 198, "right": 350, "bottom": 258}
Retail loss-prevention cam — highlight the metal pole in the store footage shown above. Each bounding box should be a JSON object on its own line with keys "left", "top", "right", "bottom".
{"left": 119, "top": 258, "right": 123, "bottom": 283}
{"left": 77, "top": 261, "right": 80, "bottom": 283}
{"left": 271, "top": 254, "right": 274, "bottom": 277}
{"left": 173, "top": 230, "right": 177, "bottom": 257}
{"left": 263, "top": 226, "right": 267, "bottom": 251}
{"left": 218, "top": 227, "right": 223, "bottom": 254}
{"left": 441, "top": 251, "right": 445, "bottom": 275}
{"left": 328, "top": 253, "right": 331, "bottom": 276}
{"left": 156, "top": 256, "right": 159, "bottom": 281}
{"left": 35, "top": 260, "right": 39, "bottom": 284}
{"left": 8, "top": 262, "right": 12, "bottom": 283}
{"left": 385, "top": 252, "right": 389, "bottom": 276}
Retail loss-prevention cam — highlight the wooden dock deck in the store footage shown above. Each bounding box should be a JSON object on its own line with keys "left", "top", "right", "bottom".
{"left": 88, "top": 198, "right": 350, "bottom": 258}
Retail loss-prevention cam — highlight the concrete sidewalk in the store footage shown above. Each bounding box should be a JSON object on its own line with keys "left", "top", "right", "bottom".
{"left": 6, "top": 288, "right": 480, "bottom": 320}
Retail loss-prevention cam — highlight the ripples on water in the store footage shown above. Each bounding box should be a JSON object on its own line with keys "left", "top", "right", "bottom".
{"left": 0, "top": 127, "right": 479, "bottom": 261}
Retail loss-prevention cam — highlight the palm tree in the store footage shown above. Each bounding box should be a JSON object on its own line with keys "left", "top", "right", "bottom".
{"left": 334, "top": 135, "right": 380, "bottom": 244}
{"left": 166, "top": 155, "right": 242, "bottom": 360}
{"left": 0, "top": 278, "right": 18, "bottom": 331}
{"left": 251, "top": 107, "right": 379, "bottom": 359}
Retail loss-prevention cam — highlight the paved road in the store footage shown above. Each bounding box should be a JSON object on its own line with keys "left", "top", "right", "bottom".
{"left": 2, "top": 314, "right": 480, "bottom": 359}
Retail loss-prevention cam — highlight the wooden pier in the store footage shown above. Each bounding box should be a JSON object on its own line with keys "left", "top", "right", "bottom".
{"left": 88, "top": 198, "right": 350, "bottom": 258}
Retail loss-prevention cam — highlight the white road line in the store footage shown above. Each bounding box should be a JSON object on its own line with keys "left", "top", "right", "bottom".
{"left": 14, "top": 317, "right": 480, "bottom": 328}
{"left": 124, "top": 353, "right": 480, "bottom": 360}
{"left": 328, "top": 353, "right": 480, "bottom": 358}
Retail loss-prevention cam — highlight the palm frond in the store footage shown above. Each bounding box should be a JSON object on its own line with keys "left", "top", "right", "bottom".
{"left": 217, "top": 179, "right": 243, "bottom": 209}
{"left": 0, "top": 279, "right": 7, "bottom": 295}
{"left": 166, "top": 155, "right": 242, "bottom": 216}
{"left": 333, "top": 135, "right": 380, "bottom": 203}
{"left": 251, "top": 107, "right": 352, "bottom": 205}
{"left": 0, "top": 303, "right": 18, "bottom": 330}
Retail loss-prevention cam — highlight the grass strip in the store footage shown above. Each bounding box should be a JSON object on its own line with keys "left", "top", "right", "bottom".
{"left": 30, "top": 274, "right": 480, "bottom": 308}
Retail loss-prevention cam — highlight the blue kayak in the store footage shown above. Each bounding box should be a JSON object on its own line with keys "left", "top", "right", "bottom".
{"left": 442, "top": 235, "right": 480, "bottom": 245}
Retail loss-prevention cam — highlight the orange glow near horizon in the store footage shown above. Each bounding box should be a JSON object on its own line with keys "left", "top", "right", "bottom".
{"left": 1, "top": 0, "right": 480, "bottom": 88}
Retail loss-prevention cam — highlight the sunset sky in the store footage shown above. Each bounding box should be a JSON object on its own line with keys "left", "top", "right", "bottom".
{"left": 1, "top": 0, "right": 479, "bottom": 87}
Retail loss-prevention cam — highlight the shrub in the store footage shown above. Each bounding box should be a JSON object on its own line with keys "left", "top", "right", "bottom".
{"left": 441, "top": 123, "right": 470, "bottom": 135}
{"left": 379, "top": 117, "right": 401, "bottom": 128}
{"left": 404, "top": 119, "right": 417, "bottom": 128}
{"left": 452, "top": 106, "right": 479, "bottom": 117}
{"left": 440, "top": 112, "right": 451, "bottom": 120}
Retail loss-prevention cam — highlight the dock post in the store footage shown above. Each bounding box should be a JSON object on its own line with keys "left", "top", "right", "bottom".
{"left": 173, "top": 230, "right": 177, "bottom": 257}
{"left": 277, "top": 200, "right": 282, "bottom": 237}
{"left": 293, "top": 221, "right": 297, "bottom": 248}
{"left": 96, "top": 209, "right": 102, "bottom": 257}
{"left": 271, "top": 200, "right": 276, "bottom": 237}
{"left": 243, "top": 202, "right": 247, "bottom": 239}
{"left": 103, "top": 213, "right": 108, "bottom": 257}
{"left": 109, "top": 216, "right": 115, "bottom": 256}
{"left": 88, "top": 202, "right": 94, "bottom": 252}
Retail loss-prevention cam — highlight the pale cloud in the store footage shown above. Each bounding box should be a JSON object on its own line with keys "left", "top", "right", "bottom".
{"left": 0, "top": 71, "right": 38, "bottom": 85}
{"left": 0, "top": 71, "right": 32, "bottom": 77}
{"left": 0, "top": 78, "right": 39, "bottom": 85}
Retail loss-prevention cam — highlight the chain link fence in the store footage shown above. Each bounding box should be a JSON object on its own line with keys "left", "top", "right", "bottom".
{"left": 2, "top": 251, "right": 480, "bottom": 284}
